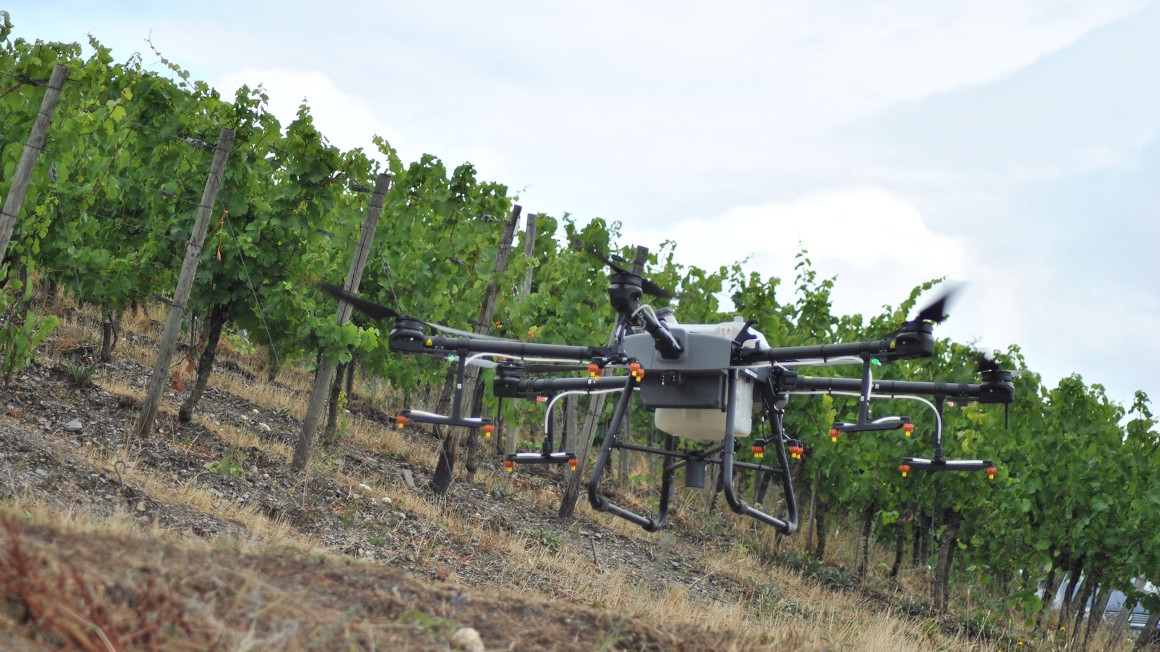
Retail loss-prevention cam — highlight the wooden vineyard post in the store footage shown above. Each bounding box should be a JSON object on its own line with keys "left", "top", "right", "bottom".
{"left": 504, "top": 211, "right": 539, "bottom": 456}
{"left": 558, "top": 245, "right": 648, "bottom": 518}
{"left": 291, "top": 173, "right": 391, "bottom": 471}
{"left": 133, "top": 128, "right": 235, "bottom": 438}
{"left": 519, "top": 212, "right": 538, "bottom": 298}
{"left": 0, "top": 64, "right": 69, "bottom": 269}
{"left": 431, "top": 204, "right": 522, "bottom": 495}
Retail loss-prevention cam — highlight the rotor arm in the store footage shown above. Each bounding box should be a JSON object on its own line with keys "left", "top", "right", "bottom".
{"left": 792, "top": 374, "right": 1013, "bottom": 405}
{"left": 389, "top": 324, "right": 608, "bottom": 362}
{"left": 743, "top": 321, "right": 936, "bottom": 366}
{"left": 493, "top": 374, "right": 629, "bottom": 399}
{"left": 795, "top": 375, "right": 977, "bottom": 401}
{"left": 752, "top": 339, "right": 896, "bottom": 364}
{"left": 637, "top": 308, "right": 684, "bottom": 359}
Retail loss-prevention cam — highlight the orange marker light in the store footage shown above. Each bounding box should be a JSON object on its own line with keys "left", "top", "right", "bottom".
{"left": 789, "top": 445, "right": 804, "bottom": 460}
{"left": 830, "top": 428, "right": 840, "bottom": 443}
{"left": 629, "top": 362, "right": 644, "bottom": 380}
{"left": 751, "top": 445, "right": 765, "bottom": 459}
{"left": 482, "top": 424, "right": 495, "bottom": 438}
{"left": 504, "top": 460, "right": 515, "bottom": 473}
{"left": 902, "top": 422, "right": 915, "bottom": 437}
{"left": 900, "top": 464, "right": 910, "bottom": 478}
{"left": 568, "top": 458, "right": 578, "bottom": 471}
{"left": 986, "top": 466, "right": 997, "bottom": 480}
{"left": 588, "top": 363, "right": 601, "bottom": 378}
{"left": 395, "top": 415, "right": 407, "bottom": 430}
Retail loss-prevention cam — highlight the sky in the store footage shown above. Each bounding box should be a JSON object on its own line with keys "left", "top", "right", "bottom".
{"left": 7, "top": 1, "right": 1160, "bottom": 410}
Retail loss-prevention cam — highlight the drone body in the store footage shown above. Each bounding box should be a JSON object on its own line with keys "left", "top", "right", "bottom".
{"left": 320, "top": 253, "right": 1015, "bottom": 535}
{"left": 624, "top": 312, "right": 766, "bottom": 443}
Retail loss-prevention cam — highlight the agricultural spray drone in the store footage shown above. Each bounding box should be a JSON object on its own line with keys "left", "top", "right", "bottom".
{"left": 320, "top": 253, "right": 1014, "bottom": 534}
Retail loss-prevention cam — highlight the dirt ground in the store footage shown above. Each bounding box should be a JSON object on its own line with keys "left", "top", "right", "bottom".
{"left": 1, "top": 302, "right": 1056, "bottom": 651}
{"left": 0, "top": 345, "right": 795, "bottom": 650}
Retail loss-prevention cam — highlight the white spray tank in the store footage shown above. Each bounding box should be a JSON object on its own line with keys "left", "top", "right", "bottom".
{"left": 647, "top": 313, "right": 768, "bottom": 442}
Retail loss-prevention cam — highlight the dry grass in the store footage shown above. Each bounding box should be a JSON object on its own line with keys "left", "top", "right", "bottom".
{"left": 340, "top": 414, "right": 439, "bottom": 469}
{"left": 48, "top": 435, "right": 322, "bottom": 555}
{"left": 213, "top": 372, "right": 309, "bottom": 420}
{"left": 5, "top": 301, "right": 1096, "bottom": 650}
{"left": 5, "top": 494, "right": 153, "bottom": 543}
{"left": 0, "top": 506, "right": 587, "bottom": 651}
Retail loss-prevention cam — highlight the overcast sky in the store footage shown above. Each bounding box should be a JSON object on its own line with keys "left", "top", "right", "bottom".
{"left": 9, "top": 1, "right": 1160, "bottom": 409}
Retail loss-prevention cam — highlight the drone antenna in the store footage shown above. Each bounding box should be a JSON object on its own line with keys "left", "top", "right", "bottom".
{"left": 494, "top": 395, "right": 505, "bottom": 447}
{"left": 543, "top": 393, "right": 556, "bottom": 456}
{"left": 857, "top": 356, "right": 875, "bottom": 424}
{"left": 932, "top": 395, "right": 945, "bottom": 462}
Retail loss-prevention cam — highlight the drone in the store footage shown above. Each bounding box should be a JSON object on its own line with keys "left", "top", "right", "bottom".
{"left": 320, "top": 252, "right": 1015, "bottom": 534}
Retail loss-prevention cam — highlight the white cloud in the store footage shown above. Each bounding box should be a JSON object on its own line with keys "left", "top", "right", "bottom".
{"left": 213, "top": 69, "right": 395, "bottom": 155}
{"left": 13, "top": 0, "right": 1157, "bottom": 406}
{"left": 626, "top": 186, "right": 971, "bottom": 318}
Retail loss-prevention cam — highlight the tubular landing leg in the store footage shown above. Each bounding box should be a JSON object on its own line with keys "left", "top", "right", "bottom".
{"left": 721, "top": 370, "right": 799, "bottom": 534}
{"left": 586, "top": 376, "right": 670, "bottom": 531}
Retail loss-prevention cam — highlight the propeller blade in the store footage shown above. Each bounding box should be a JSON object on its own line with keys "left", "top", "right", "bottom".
{"left": 319, "top": 283, "right": 505, "bottom": 340}
{"left": 319, "top": 283, "right": 405, "bottom": 321}
{"left": 976, "top": 352, "right": 1001, "bottom": 374}
{"left": 640, "top": 277, "right": 677, "bottom": 302}
{"left": 589, "top": 249, "right": 632, "bottom": 276}
{"left": 588, "top": 249, "right": 676, "bottom": 301}
{"left": 913, "top": 285, "right": 962, "bottom": 324}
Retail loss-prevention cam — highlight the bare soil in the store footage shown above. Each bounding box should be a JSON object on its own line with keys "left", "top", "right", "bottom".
{"left": 0, "top": 345, "right": 790, "bottom": 650}
{"left": 0, "top": 321, "right": 1016, "bottom": 651}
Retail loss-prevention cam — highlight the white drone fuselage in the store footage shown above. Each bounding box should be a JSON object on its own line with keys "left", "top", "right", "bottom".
{"left": 622, "top": 315, "right": 767, "bottom": 442}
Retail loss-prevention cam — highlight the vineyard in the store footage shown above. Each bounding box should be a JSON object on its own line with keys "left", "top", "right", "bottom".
{"left": 2, "top": 14, "right": 1160, "bottom": 651}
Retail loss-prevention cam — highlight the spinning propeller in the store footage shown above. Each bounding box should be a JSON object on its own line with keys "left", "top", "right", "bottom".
{"left": 878, "top": 284, "right": 963, "bottom": 360}
{"left": 588, "top": 249, "right": 676, "bottom": 301}
{"left": 976, "top": 352, "right": 1003, "bottom": 374}
{"left": 911, "top": 284, "right": 961, "bottom": 325}
{"left": 319, "top": 282, "right": 504, "bottom": 340}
